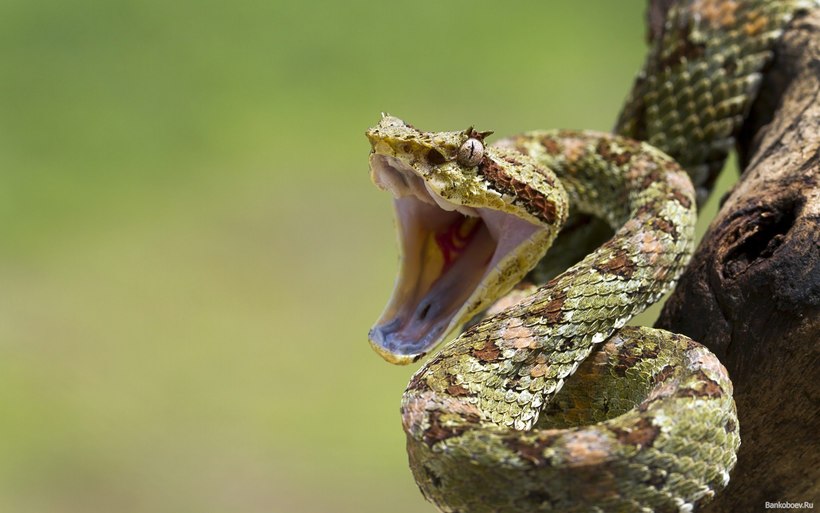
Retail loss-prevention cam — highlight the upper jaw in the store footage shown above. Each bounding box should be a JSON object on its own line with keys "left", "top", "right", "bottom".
{"left": 370, "top": 153, "right": 478, "bottom": 217}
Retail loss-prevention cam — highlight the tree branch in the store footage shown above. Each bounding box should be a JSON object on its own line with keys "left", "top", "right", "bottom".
{"left": 654, "top": 6, "right": 820, "bottom": 511}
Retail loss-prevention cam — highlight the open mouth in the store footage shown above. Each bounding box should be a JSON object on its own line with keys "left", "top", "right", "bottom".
{"left": 368, "top": 154, "right": 544, "bottom": 363}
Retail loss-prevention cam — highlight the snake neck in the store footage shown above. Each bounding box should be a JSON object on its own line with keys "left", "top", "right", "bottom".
{"left": 406, "top": 131, "right": 696, "bottom": 431}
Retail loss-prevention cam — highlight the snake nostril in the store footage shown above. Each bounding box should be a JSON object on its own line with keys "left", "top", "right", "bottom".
{"left": 426, "top": 148, "right": 446, "bottom": 165}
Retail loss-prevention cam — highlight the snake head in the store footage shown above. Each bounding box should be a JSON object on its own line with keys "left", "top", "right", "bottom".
{"left": 366, "top": 115, "right": 568, "bottom": 365}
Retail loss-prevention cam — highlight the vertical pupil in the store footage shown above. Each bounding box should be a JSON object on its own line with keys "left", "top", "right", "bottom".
{"left": 458, "top": 139, "right": 483, "bottom": 165}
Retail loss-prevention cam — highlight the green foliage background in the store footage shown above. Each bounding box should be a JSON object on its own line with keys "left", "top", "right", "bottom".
{"left": 0, "top": 1, "right": 733, "bottom": 511}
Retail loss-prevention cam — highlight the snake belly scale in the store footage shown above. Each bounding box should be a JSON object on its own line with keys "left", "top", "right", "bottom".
{"left": 365, "top": 1, "right": 816, "bottom": 512}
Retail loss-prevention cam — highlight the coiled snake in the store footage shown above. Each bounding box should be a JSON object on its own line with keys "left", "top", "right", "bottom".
{"left": 365, "top": 1, "right": 815, "bottom": 511}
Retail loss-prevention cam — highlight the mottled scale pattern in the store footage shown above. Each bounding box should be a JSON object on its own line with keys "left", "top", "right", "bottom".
{"left": 370, "top": 1, "right": 816, "bottom": 512}
{"left": 405, "top": 328, "right": 739, "bottom": 513}
{"left": 401, "top": 133, "right": 721, "bottom": 512}
{"left": 414, "top": 130, "right": 697, "bottom": 434}
{"left": 616, "top": 0, "right": 815, "bottom": 202}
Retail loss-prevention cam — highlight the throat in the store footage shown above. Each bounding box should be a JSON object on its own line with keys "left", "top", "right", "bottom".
{"left": 434, "top": 215, "right": 484, "bottom": 270}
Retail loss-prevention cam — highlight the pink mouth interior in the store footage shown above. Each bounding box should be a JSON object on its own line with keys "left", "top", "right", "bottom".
{"left": 369, "top": 154, "right": 541, "bottom": 358}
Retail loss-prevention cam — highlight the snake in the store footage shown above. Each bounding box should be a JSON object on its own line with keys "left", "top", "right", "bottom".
{"left": 365, "top": 1, "right": 815, "bottom": 512}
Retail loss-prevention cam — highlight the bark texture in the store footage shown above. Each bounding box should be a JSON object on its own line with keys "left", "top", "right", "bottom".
{"left": 653, "top": 5, "right": 820, "bottom": 512}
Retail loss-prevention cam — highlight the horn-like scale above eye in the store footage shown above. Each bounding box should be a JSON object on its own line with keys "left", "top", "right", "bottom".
{"left": 457, "top": 138, "right": 484, "bottom": 167}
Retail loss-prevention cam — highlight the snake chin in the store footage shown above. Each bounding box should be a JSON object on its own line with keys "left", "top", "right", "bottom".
{"left": 369, "top": 154, "right": 543, "bottom": 365}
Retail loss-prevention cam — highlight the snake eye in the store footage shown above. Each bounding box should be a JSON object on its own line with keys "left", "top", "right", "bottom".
{"left": 457, "top": 138, "right": 484, "bottom": 167}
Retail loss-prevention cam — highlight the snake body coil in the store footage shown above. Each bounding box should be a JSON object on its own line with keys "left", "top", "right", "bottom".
{"left": 366, "top": 1, "right": 815, "bottom": 512}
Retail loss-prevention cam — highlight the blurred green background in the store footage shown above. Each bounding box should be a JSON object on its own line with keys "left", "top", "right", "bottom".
{"left": 0, "top": 1, "right": 734, "bottom": 512}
